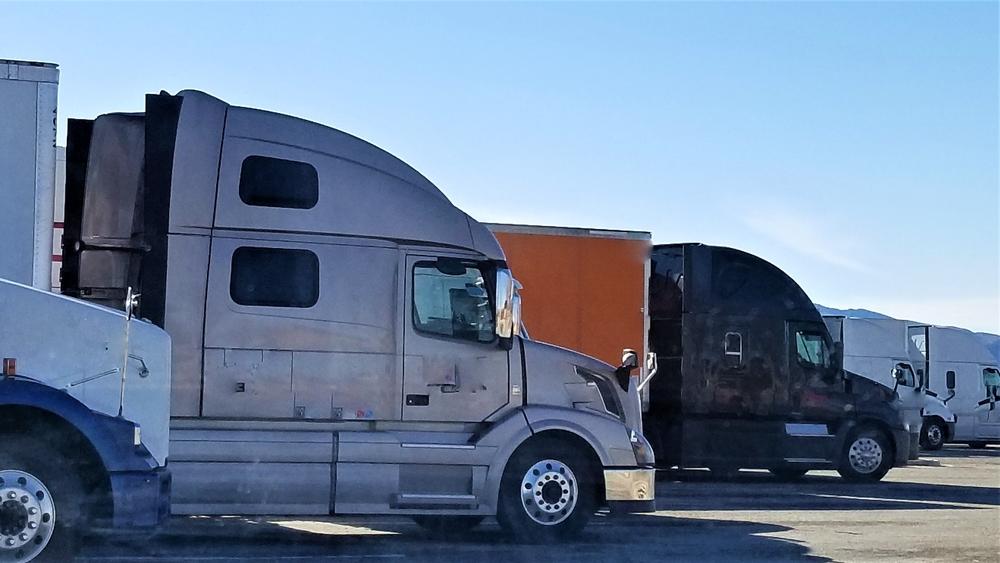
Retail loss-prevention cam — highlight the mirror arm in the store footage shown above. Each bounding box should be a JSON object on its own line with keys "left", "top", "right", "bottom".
{"left": 637, "top": 358, "right": 658, "bottom": 392}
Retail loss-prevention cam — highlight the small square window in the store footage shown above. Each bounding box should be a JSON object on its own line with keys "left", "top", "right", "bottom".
{"left": 230, "top": 247, "right": 319, "bottom": 308}
{"left": 239, "top": 155, "right": 319, "bottom": 209}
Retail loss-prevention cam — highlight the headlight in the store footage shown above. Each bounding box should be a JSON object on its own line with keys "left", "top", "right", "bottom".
{"left": 630, "top": 429, "right": 655, "bottom": 467}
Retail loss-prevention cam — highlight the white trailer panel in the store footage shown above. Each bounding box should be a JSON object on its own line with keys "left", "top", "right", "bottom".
{"left": 0, "top": 59, "right": 59, "bottom": 289}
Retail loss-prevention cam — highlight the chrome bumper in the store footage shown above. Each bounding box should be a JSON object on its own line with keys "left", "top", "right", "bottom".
{"left": 604, "top": 468, "right": 655, "bottom": 502}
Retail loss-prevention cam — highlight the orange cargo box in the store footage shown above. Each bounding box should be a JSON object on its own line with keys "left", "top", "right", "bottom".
{"left": 486, "top": 224, "right": 651, "bottom": 370}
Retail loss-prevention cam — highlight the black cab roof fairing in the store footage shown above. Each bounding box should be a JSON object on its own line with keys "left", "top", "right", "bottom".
{"left": 652, "top": 242, "right": 825, "bottom": 325}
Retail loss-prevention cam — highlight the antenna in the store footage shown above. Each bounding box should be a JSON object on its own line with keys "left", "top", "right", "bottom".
{"left": 118, "top": 286, "right": 140, "bottom": 417}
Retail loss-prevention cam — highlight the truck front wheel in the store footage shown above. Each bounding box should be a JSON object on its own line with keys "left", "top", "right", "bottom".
{"left": 837, "top": 426, "right": 893, "bottom": 482}
{"left": 496, "top": 437, "right": 597, "bottom": 542}
{"left": 0, "top": 435, "right": 82, "bottom": 563}
{"left": 920, "top": 419, "right": 946, "bottom": 451}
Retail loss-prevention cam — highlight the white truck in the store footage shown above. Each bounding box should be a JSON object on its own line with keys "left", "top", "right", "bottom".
{"left": 824, "top": 316, "right": 957, "bottom": 453}
{"left": 908, "top": 325, "right": 1000, "bottom": 448}
{"left": 1, "top": 60, "right": 172, "bottom": 563}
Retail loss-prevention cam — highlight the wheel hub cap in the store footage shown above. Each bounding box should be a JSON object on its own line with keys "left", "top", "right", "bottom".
{"left": 520, "top": 459, "right": 578, "bottom": 526}
{"left": 0, "top": 470, "right": 55, "bottom": 563}
{"left": 848, "top": 437, "right": 883, "bottom": 474}
{"left": 928, "top": 426, "right": 942, "bottom": 445}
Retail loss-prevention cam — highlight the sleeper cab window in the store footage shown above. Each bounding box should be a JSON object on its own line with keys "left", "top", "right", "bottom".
{"left": 723, "top": 332, "right": 743, "bottom": 367}
{"left": 412, "top": 261, "right": 495, "bottom": 343}
{"left": 230, "top": 247, "right": 319, "bottom": 308}
{"left": 795, "top": 331, "right": 829, "bottom": 368}
{"left": 239, "top": 155, "right": 319, "bottom": 209}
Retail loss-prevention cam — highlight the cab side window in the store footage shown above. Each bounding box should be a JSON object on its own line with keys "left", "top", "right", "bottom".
{"left": 230, "top": 247, "right": 319, "bottom": 308}
{"left": 897, "top": 365, "right": 917, "bottom": 388}
{"left": 983, "top": 368, "right": 1000, "bottom": 400}
{"left": 239, "top": 155, "right": 319, "bottom": 209}
{"left": 413, "top": 262, "right": 495, "bottom": 343}
{"left": 795, "top": 331, "right": 830, "bottom": 369}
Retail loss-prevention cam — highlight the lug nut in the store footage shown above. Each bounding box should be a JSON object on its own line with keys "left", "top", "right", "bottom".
{"left": 27, "top": 508, "right": 36, "bottom": 515}
{"left": 18, "top": 534, "right": 27, "bottom": 541}
{"left": 27, "top": 523, "right": 35, "bottom": 530}
{"left": 5, "top": 538, "right": 14, "bottom": 546}
{"left": 6, "top": 492, "right": 14, "bottom": 499}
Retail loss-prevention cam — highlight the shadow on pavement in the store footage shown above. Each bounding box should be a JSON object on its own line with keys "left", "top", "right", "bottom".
{"left": 656, "top": 469, "right": 1000, "bottom": 510}
{"left": 81, "top": 513, "right": 830, "bottom": 562}
{"left": 930, "top": 445, "right": 999, "bottom": 459}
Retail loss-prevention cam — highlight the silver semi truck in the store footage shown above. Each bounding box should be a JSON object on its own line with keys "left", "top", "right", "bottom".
{"left": 59, "top": 89, "right": 655, "bottom": 541}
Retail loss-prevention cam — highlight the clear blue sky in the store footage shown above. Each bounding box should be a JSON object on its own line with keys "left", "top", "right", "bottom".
{"left": 5, "top": 2, "right": 998, "bottom": 332}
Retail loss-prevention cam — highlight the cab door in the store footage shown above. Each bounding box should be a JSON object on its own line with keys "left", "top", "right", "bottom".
{"left": 891, "top": 361, "right": 924, "bottom": 436}
{"left": 976, "top": 367, "right": 1000, "bottom": 439}
{"left": 401, "top": 254, "right": 511, "bottom": 422}
{"left": 787, "top": 322, "right": 850, "bottom": 420}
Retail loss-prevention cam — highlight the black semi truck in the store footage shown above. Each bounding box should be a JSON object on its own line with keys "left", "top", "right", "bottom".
{"left": 647, "top": 243, "right": 910, "bottom": 481}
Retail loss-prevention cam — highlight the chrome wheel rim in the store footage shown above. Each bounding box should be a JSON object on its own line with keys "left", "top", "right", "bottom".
{"left": 848, "top": 437, "right": 883, "bottom": 474}
{"left": 520, "top": 459, "right": 578, "bottom": 526}
{"left": 0, "top": 470, "right": 55, "bottom": 563}
{"left": 927, "top": 425, "right": 942, "bottom": 446}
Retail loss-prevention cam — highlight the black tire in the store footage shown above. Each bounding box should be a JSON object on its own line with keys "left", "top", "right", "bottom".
{"left": 967, "top": 441, "right": 988, "bottom": 449}
{"left": 768, "top": 467, "right": 808, "bottom": 481}
{"left": 920, "top": 420, "right": 946, "bottom": 451}
{"left": 496, "top": 437, "right": 597, "bottom": 543}
{"left": 0, "top": 435, "right": 83, "bottom": 562}
{"left": 412, "top": 516, "right": 485, "bottom": 536}
{"left": 837, "top": 425, "right": 893, "bottom": 482}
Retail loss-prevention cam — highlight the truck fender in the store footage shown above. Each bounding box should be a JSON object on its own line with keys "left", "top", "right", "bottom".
{"left": 521, "top": 405, "right": 637, "bottom": 467}
{"left": 0, "top": 377, "right": 152, "bottom": 473}
{"left": 475, "top": 406, "right": 635, "bottom": 511}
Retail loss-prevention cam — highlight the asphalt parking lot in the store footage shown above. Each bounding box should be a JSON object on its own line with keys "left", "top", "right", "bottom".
{"left": 79, "top": 445, "right": 1000, "bottom": 562}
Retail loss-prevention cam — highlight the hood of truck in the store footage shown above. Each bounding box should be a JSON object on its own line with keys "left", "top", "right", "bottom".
{"left": 0, "top": 279, "right": 171, "bottom": 465}
{"left": 520, "top": 338, "right": 641, "bottom": 431}
{"left": 844, "top": 369, "right": 908, "bottom": 429}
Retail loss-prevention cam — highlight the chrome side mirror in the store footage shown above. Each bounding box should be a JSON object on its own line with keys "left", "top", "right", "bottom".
{"left": 620, "top": 349, "right": 639, "bottom": 372}
{"left": 510, "top": 280, "right": 523, "bottom": 337}
{"left": 495, "top": 269, "right": 514, "bottom": 339}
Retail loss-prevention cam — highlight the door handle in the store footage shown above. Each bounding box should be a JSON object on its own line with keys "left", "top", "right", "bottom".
{"left": 428, "top": 372, "right": 461, "bottom": 393}
{"left": 406, "top": 394, "right": 429, "bottom": 406}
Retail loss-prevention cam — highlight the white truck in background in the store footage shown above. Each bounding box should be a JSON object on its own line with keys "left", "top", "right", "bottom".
{"left": 1, "top": 60, "right": 172, "bottom": 563}
{"left": 908, "top": 325, "right": 1000, "bottom": 448}
{"left": 824, "top": 317, "right": 957, "bottom": 453}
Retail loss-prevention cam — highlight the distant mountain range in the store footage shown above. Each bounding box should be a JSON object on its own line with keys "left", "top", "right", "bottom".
{"left": 815, "top": 306, "right": 892, "bottom": 320}
{"left": 815, "top": 304, "right": 1000, "bottom": 364}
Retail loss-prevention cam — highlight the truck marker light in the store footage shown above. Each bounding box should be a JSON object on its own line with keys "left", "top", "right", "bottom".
{"left": 2, "top": 358, "right": 15, "bottom": 377}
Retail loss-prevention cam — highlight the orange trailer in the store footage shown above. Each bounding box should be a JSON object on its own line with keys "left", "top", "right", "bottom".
{"left": 486, "top": 223, "right": 651, "bottom": 372}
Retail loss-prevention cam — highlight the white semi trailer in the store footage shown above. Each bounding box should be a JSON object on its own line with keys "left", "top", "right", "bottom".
{"left": 908, "top": 325, "right": 1000, "bottom": 448}
{"left": 58, "top": 88, "right": 656, "bottom": 541}
{"left": 1, "top": 60, "right": 172, "bottom": 563}
{"left": 824, "top": 317, "right": 956, "bottom": 453}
